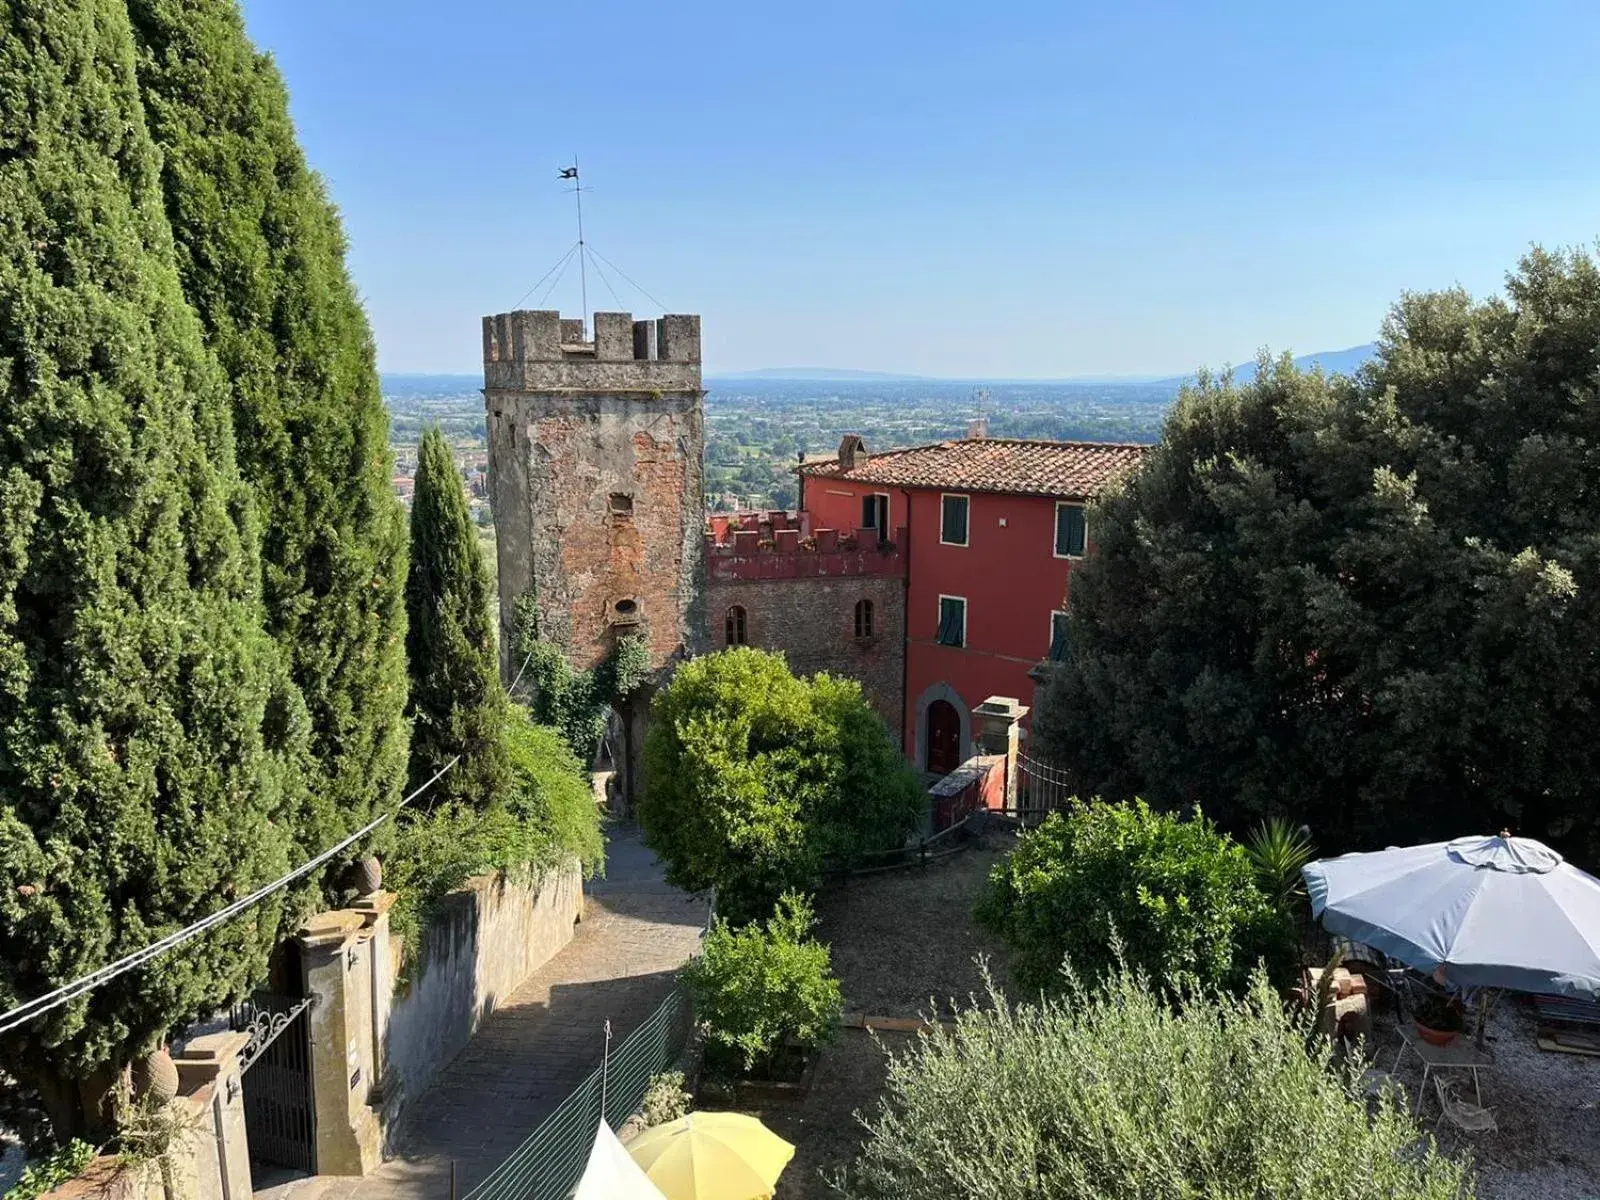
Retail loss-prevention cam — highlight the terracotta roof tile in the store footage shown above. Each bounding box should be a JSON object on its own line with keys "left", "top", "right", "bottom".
{"left": 797, "top": 437, "right": 1149, "bottom": 499}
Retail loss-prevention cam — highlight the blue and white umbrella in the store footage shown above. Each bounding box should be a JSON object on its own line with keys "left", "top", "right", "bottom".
{"left": 1303, "top": 834, "right": 1600, "bottom": 998}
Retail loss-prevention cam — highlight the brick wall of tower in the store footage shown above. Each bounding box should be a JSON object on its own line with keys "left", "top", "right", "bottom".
{"left": 483, "top": 310, "right": 707, "bottom": 677}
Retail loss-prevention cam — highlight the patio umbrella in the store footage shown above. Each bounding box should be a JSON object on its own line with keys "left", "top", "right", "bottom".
{"left": 572, "top": 1120, "right": 667, "bottom": 1200}
{"left": 1302, "top": 833, "right": 1600, "bottom": 998}
{"left": 627, "top": 1111, "right": 794, "bottom": 1200}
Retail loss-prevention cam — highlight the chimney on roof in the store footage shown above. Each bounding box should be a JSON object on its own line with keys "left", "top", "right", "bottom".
{"left": 837, "top": 434, "right": 868, "bottom": 470}
{"left": 966, "top": 418, "right": 988, "bottom": 440}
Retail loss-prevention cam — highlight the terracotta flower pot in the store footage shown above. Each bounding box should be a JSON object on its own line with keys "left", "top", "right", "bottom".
{"left": 1414, "top": 1019, "right": 1460, "bottom": 1048}
{"left": 131, "top": 1047, "right": 179, "bottom": 1105}
{"left": 349, "top": 855, "right": 383, "bottom": 896}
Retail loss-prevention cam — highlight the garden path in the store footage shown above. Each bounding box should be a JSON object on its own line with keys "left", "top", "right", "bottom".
{"left": 258, "top": 825, "right": 707, "bottom": 1200}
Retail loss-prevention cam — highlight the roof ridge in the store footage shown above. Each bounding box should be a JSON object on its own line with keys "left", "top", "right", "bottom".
{"left": 808, "top": 435, "right": 1152, "bottom": 459}
{"left": 961, "top": 436, "right": 1154, "bottom": 451}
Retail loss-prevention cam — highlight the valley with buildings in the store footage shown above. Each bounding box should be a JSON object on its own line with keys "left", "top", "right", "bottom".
{"left": 382, "top": 372, "right": 1174, "bottom": 516}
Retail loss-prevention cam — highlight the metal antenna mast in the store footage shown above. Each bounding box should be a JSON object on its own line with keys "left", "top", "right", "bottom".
{"left": 559, "top": 158, "right": 590, "bottom": 335}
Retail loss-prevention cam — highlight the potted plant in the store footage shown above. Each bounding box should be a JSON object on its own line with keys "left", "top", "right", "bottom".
{"left": 1413, "top": 991, "right": 1465, "bottom": 1046}
{"left": 682, "top": 892, "right": 842, "bottom": 1105}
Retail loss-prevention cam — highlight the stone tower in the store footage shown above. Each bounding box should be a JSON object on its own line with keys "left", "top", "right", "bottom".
{"left": 482, "top": 309, "right": 707, "bottom": 795}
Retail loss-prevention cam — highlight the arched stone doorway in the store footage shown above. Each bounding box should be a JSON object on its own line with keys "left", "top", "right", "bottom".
{"left": 926, "top": 700, "right": 961, "bottom": 775}
{"left": 913, "top": 681, "right": 971, "bottom": 775}
{"left": 591, "top": 707, "right": 627, "bottom": 814}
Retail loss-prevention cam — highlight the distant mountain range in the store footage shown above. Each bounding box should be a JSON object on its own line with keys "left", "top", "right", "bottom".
{"left": 1153, "top": 344, "right": 1376, "bottom": 388}
{"left": 710, "top": 366, "right": 932, "bottom": 382}
{"left": 383, "top": 344, "right": 1379, "bottom": 392}
{"left": 708, "top": 345, "right": 1377, "bottom": 387}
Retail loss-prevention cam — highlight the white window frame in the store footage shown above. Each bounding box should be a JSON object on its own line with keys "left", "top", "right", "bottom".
{"left": 940, "top": 492, "right": 971, "bottom": 547}
{"left": 1049, "top": 609, "right": 1070, "bottom": 660}
{"left": 1054, "top": 501, "right": 1088, "bottom": 559}
{"left": 936, "top": 593, "right": 967, "bottom": 648}
{"left": 861, "top": 491, "right": 891, "bottom": 536}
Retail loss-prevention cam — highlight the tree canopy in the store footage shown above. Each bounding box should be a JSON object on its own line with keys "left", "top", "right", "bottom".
{"left": 0, "top": 0, "right": 309, "bottom": 1132}
{"left": 1037, "top": 248, "right": 1600, "bottom": 864}
{"left": 406, "top": 425, "right": 508, "bottom": 807}
{"left": 126, "top": 0, "right": 410, "bottom": 851}
{"left": 639, "top": 647, "right": 925, "bottom": 921}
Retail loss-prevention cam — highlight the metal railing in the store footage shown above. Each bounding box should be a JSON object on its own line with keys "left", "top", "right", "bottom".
{"left": 1005, "top": 752, "right": 1077, "bottom": 826}
{"left": 461, "top": 986, "right": 691, "bottom": 1200}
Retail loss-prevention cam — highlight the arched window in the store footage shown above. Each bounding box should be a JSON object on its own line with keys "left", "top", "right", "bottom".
{"left": 725, "top": 604, "right": 747, "bottom": 647}
{"left": 854, "top": 598, "right": 874, "bottom": 639}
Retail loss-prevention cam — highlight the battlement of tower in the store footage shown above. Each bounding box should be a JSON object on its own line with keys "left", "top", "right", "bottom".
{"left": 482, "top": 309, "right": 702, "bottom": 393}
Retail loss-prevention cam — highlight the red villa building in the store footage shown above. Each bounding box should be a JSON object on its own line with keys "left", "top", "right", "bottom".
{"left": 704, "top": 431, "right": 1148, "bottom": 777}
{"left": 798, "top": 434, "right": 1147, "bottom": 770}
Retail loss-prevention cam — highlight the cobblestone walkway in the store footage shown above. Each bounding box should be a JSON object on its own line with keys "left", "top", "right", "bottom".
{"left": 260, "top": 826, "right": 706, "bottom": 1200}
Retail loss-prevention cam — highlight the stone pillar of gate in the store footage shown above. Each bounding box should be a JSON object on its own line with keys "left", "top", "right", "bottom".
{"left": 174, "top": 1031, "right": 253, "bottom": 1200}
{"left": 299, "top": 910, "right": 382, "bottom": 1176}
{"left": 974, "top": 696, "right": 1029, "bottom": 811}
{"left": 350, "top": 890, "right": 397, "bottom": 1111}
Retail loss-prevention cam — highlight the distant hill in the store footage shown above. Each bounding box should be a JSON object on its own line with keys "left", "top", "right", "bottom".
{"left": 384, "top": 346, "right": 1377, "bottom": 394}
{"left": 1155, "top": 344, "right": 1376, "bottom": 388}
{"left": 381, "top": 372, "right": 482, "bottom": 397}
{"left": 710, "top": 366, "right": 931, "bottom": 382}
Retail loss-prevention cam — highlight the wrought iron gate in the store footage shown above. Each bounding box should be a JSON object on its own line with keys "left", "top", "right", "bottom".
{"left": 232, "top": 993, "right": 317, "bottom": 1179}
{"left": 1011, "top": 751, "right": 1075, "bottom": 826}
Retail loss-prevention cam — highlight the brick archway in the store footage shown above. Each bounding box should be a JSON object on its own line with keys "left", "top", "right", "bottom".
{"left": 913, "top": 681, "right": 971, "bottom": 774}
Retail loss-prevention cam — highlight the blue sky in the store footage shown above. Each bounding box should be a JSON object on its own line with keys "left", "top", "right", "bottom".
{"left": 240, "top": 0, "right": 1600, "bottom": 378}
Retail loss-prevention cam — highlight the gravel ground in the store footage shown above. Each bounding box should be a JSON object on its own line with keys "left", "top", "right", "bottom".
{"left": 754, "top": 1028, "right": 909, "bottom": 1199}
{"left": 812, "top": 831, "right": 1016, "bottom": 1018}
{"left": 1370, "top": 1000, "right": 1600, "bottom": 1199}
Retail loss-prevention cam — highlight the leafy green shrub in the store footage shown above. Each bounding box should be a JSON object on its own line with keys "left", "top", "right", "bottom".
{"left": 682, "top": 892, "right": 843, "bottom": 1076}
{"left": 385, "top": 709, "right": 603, "bottom": 972}
{"left": 640, "top": 1071, "right": 691, "bottom": 1127}
{"left": 1246, "top": 816, "right": 1317, "bottom": 916}
{"left": 839, "top": 964, "right": 1473, "bottom": 1199}
{"left": 4, "top": 1139, "right": 95, "bottom": 1200}
{"left": 640, "top": 648, "right": 924, "bottom": 920}
{"left": 976, "top": 800, "right": 1294, "bottom": 995}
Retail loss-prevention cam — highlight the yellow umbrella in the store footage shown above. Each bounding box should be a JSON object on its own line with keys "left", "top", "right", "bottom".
{"left": 627, "top": 1111, "right": 795, "bottom": 1200}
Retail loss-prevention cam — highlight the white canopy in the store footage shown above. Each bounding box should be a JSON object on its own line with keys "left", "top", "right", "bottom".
{"left": 572, "top": 1120, "right": 666, "bottom": 1200}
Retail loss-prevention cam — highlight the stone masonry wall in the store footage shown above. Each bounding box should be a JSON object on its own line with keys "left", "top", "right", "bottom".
{"left": 487, "top": 397, "right": 705, "bottom": 673}
{"left": 377, "top": 859, "right": 583, "bottom": 1143}
{"left": 705, "top": 573, "right": 906, "bottom": 744}
{"left": 484, "top": 310, "right": 706, "bottom": 677}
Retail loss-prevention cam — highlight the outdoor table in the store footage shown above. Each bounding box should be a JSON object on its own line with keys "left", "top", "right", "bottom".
{"left": 1391, "top": 1023, "right": 1493, "bottom": 1112}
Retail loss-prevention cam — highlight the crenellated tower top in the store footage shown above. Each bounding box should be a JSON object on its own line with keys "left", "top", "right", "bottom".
{"left": 482, "top": 309, "right": 701, "bottom": 393}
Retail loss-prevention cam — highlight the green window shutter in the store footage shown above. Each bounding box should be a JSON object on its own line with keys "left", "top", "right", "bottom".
{"left": 1057, "top": 505, "right": 1087, "bottom": 556}
{"left": 942, "top": 495, "right": 968, "bottom": 544}
{"left": 1050, "top": 613, "right": 1071, "bottom": 662}
{"left": 937, "top": 598, "right": 965, "bottom": 646}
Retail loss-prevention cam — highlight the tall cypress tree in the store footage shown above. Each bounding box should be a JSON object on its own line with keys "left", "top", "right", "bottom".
{"left": 124, "top": 0, "right": 410, "bottom": 850}
{"left": 406, "top": 427, "right": 508, "bottom": 808}
{"left": 0, "top": 0, "right": 307, "bottom": 1134}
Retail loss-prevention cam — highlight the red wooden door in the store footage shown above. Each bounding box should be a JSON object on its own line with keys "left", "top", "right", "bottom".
{"left": 927, "top": 700, "right": 960, "bottom": 775}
